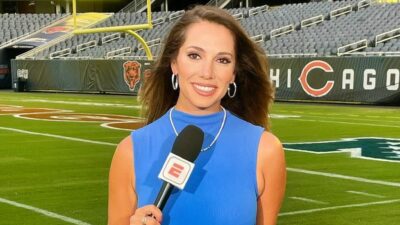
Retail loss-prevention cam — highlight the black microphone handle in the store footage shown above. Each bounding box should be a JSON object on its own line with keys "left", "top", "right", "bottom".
{"left": 154, "top": 182, "right": 173, "bottom": 210}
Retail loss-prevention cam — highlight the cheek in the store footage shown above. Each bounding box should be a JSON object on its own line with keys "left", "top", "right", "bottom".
{"left": 216, "top": 67, "right": 235, "bottom": 83}
{"left": 178, "top": 64, "right": 200, "bottom": 80}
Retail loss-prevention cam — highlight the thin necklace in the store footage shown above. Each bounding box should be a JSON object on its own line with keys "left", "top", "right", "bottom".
{"left": 169, "top": 106, "right": 227, "bottom": 152}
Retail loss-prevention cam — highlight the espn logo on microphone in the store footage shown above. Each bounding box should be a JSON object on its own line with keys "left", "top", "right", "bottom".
{"left": 158, "top": 153, "right": 194, "bottom": 190}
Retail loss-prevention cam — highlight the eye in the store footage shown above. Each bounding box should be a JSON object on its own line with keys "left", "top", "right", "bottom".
{"left": 188, "top": 53, "right": 200, "bottom": 60}
{"left": 217, "top": 57, "right": 231, "bottom": 64}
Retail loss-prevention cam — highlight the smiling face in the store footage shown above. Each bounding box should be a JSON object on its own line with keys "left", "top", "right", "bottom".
{"left": 171, "top": 20, "right": 236, "bottom": 114}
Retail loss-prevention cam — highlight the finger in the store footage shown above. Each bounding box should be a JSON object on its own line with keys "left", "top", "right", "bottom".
{"left": 145, "top": 205, "right": 163, "bottom": 223}
{"left": 143, "top": 216, "right": 161, "bottom": 225}
{"left": 129, "top": 214, "right": 142, "bottom": 225}
{"left": 129, "top": 214, "right": 160, "bottom": 225}
{"left": 135, "top": 205, "right": 163, "bottom": 223}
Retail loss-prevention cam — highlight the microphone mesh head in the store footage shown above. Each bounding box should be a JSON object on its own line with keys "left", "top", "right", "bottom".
{"left": 171, "top": 125, "right": 204, "bottom": 162}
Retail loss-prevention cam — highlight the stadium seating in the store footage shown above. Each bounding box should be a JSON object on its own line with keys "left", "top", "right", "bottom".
{"left": 263, "top": 2, "right": 400, "bottom": 56}
{"left": 33, "top": 11, "right": 174, "bottom": 59}
{"left": 239, "top": 0, "right": 359, "bottom": 37}
{"left": 0, "top": 13, "right": 66, "bottom": 46}
{"left": 26, "top": 0, "right": 400, "bottom": 59}
{"left": 365, "top": 38, "right": 400, "bottom": 53}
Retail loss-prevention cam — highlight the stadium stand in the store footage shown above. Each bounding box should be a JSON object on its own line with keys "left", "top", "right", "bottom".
{"left": 263, "top": 2, "right": 400, "bottom": 56}
{"left": 32, "top": 11, "right": 174, "bottom": 59}
{"left": 239, "top": 0, "right": 359, "bottom": 37}
{"left": 6, "top": 0, "right": 400, "bottom": 105}
{"left": 0, "top": 13, "right": 66, "bottom": 46}
{"left": 366, "top": 38, "right": 400, "bottom": 53}
{"left": 24, "top": 0, "right": 400, "bottom": 59}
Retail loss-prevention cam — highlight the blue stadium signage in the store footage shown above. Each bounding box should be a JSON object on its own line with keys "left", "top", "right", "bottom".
{"left": 284, "top": 137, "right": 400, "bottom": 163}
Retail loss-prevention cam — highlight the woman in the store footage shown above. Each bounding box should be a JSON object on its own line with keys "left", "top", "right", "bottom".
{"left": 108, "top": 5, "right": 286, "bottom": 225}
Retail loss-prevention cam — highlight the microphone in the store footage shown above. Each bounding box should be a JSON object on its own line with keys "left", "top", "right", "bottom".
{"left": 154, "top": 125, "right": 204, "bottom": 210}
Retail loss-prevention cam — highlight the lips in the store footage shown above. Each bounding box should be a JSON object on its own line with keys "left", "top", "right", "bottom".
{"left": 192, "top": 83, "right": 217, "bottom": 96}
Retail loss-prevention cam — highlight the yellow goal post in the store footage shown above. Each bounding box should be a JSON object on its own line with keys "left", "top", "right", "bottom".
{"left": 72, "top": 0, "right": 154, "bottom": 60}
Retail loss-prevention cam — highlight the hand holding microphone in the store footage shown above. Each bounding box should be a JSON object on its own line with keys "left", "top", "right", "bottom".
{"left": 130, "top": 125, "right": 204, "bottom": 225}
{"left": 129, "top": 205, "right": 162, "bottom": 225}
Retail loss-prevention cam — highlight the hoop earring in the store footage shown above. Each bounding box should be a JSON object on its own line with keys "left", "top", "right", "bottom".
{"left": 227, "top": 82, "right": 237, "bottom": 98}
{"left": 171, "top": 73, "right": 179, "bottom": 90}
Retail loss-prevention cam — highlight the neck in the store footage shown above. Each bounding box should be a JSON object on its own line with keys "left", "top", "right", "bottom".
{"left": 175, "top": 100, "right": 222, "bottom": 115}
{"left": 169, "top": 105, "right": 227, "bottom": 152}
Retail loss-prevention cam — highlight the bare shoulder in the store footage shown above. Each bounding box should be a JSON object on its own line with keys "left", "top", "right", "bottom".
{"left": 258, "top": 131, "right": 284, "bottom": 159}
{"left": 110, "top": 136, "right": 134, "bottom": 190}
{"left": 256, "top": 131, "right": 286, "bottom": 195}
{"left": 114, "top": 135, "right": 134, "bottom": 160}
{"left": 255, "top": 131, "right": 286, "bottom": 224}
{"left": 108, "top": 135, "right": 137, "bottom": 225}
{"left": 109, "top": 135, "right": 135, "bottom": 187}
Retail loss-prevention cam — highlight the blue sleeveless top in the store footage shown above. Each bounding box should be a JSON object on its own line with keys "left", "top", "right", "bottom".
{"left": 131, "top": 108, "right": 264, "bottom": 225}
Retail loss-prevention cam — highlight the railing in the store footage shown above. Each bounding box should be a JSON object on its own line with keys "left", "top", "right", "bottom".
{"left": 152, "top": 17, "right": 165, "bottom": 26}
{"left": 50, "top": 56, "right": 93, "bottom": 60}
{"left": 76, "top": 40, "right": 96, "bottom": 52}
{"left": 270, "top": 25, "right": 294, "bottom": 38}
{"left": 248, "top": 5, "right": 268, "bottom": 16}
{"left": 357, "top": 0, "right": 371, "bottom": 10}
{"left": 330, "top": 5, "right": 352, "bottom": 18}
{"left": 344, "top": 51, "right": 400, "bottom": 56}
{"left": 102, "top": 33, "right": 121, "bottom": 44}
{"left": 169, "top": 10, "right": 185, "bottom": 21}
{"left": 109, "top": 55, "right": 150, "bottom": 60}
{"left": 49, "top": 48, "right": 71, "bottom": 59}
{"left": 106, "top": 47, "right": 132, "bottom": 59}
{"left": 251, "top": 35, "right": 264, "bottom": 43}
{"left": 232, "top": 12, "right": 244, "bottom": 20}
{"left": 16, "top": 14, "right": 104, "bottom": 60}
{"left": 301, "top": 15, "right": 324, "bottom": 28}
{"left": 267, "top": 53, "right": 318, "bottom": 58}
{"left": 375, "top": 27, "right": 400, "bottom": 46}
{"left": 206, "top": 0, "right": 231, "bottom": 8}
{"left": 0, "top": 34, "right": 32, "bottom": 50}
{"left": 138, "top": 38, "right": 160, "bottom": 50}
{"left": 337, "top": 39, "right": 368, "bottom": 56}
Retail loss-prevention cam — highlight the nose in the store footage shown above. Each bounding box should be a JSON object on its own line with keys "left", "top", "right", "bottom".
{"left": 201, "top": 59, "right": 214, "bottom": 79}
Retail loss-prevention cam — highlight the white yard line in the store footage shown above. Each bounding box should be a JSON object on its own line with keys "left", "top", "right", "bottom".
{"left": 20, "top": 99, "right": 141, "bottom": 109}
{"left": 275, "top": 110, "right": 400, "bottom": 120}
{"left": 0, "top": 197, "right": 91, "bottom": 225}
{"left": 0, "top": 180, "right": 106, "bottom": 192}
{"left": 287, "top": 168, "right": 400, "bottom": 187}
{"left": 0, "top": 126, "right": 117, "bottom": 146}
{"left": 0, "top": 126, "right": 113, "bottom": 224}
{"left": 346, "top": 190, "right": 386, "bottom": 198}
{"left": 279, "top": 199, "right": 400, "bottom": 216}
{"left": 286, "top": 118, "right": 400, "bottom": 128}
{"left": 289, "top": 197, "right": 329, "bottom": 205}
{"left": 303, "top": 115, "right": 400, "bottom": 124}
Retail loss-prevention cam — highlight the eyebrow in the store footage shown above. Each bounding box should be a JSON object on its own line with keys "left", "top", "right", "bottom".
{"left": 186, "top": 46, "right": 234, "bottom": 57}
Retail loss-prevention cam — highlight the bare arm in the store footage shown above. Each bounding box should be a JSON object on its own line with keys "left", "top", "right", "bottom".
{"left": 108, "top": 136, "right": 137, "bottom": 225}
{"left": 108, "top": 136, "right": 163, "bottom": 225}
{"left": 256, "top": 132, "right": 287, "bottom": 225}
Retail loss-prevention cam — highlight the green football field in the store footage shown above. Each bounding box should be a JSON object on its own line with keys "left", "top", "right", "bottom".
{"left": 0, "top": 90, "right": 399, "bottom": 225}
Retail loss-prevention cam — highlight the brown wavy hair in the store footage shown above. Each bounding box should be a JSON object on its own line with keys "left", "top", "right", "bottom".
{"left": 140, "top": 5, "right": 274, "bottom": 129}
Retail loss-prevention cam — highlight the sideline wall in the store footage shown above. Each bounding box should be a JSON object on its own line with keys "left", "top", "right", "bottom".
{"left": 11, "top": 57, "right": 400, "bottom": 104}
